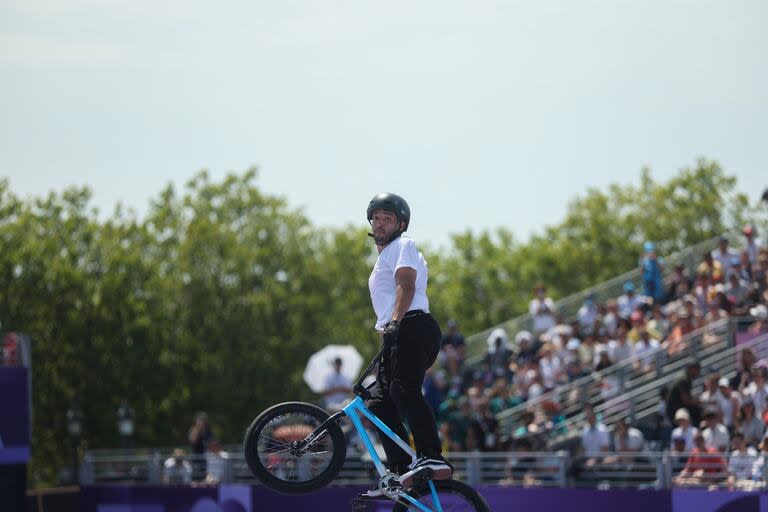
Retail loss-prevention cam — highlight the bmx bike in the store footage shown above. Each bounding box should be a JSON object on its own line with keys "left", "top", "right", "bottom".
{"left": 244, "top": 345, "right": 490, "bottom": 511}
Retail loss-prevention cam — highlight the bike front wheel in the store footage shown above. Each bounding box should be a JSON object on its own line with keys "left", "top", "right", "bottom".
{"left": 392, "top": 479, "right": 491, "bottom": 512}
{"left": 243, "top": 401, "right": 345, "bottom": 495}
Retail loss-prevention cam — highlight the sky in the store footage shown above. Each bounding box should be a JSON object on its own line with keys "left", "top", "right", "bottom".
{"left": 1, "top": 0, "right": 767, "bottom": 248}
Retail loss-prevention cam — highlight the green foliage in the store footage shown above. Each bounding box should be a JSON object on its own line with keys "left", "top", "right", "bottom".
{"left": 428, "top": 158, "right": 756, "bottom": 332}
{"left": 0, "top": 159, "right": 759, "bottom": 487}
{"left": 0, "top": 170, "right": 379, "bottom": 487}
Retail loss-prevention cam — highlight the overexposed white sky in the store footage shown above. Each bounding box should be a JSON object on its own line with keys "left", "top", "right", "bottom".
{"left": 1, "top": 0, "right": 766, "bottom": 247}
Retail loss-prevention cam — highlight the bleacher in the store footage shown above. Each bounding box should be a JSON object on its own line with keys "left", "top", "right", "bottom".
{"left": 495, "top": 318, "right": 742, "bottom": 444}
{"left": 464, "top": 230, "right": 745, "bottom": 364}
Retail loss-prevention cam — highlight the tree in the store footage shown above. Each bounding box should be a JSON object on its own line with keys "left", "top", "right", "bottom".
{"left": 429, "top": 159, "right": 755, "bottom": 336}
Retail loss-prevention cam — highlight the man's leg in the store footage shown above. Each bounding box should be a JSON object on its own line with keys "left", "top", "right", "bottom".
{"left": 389, "top": 315, "right": 442, "bottom": 459}
{"left": 366, "top": 348, "right": 412, "bottom": 473}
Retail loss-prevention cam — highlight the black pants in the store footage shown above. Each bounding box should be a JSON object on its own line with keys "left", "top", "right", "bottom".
{"left": 367, "top": 312, "right": 442, "bottom": 471}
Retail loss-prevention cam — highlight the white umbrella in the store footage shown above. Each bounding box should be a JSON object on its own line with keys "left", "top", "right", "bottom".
{"left": 303, "top": 344, "right": 363, "bottom": 393}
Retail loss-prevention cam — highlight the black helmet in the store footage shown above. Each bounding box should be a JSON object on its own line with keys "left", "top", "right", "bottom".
{"left": 366, "top": 193, "right": 410, "bottom": 232}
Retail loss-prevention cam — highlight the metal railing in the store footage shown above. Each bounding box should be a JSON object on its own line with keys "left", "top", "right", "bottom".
{"left": 80, "top": 449, "right": 768, "bottom": 491}
{"left": 463, "top": 229, "right": 743, "bottom": 364}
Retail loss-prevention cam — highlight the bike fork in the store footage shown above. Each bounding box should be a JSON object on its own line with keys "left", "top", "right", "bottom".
{"left": 296, "top": 410, "right": 346, "bottom": 451}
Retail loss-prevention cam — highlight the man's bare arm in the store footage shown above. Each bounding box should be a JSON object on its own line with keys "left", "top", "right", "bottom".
{"left": 391, "top": 267, "right": 416, "bottom": 322}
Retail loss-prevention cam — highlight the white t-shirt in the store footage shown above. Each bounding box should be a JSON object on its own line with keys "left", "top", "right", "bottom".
{"left": 614, "top": 427, "right": 645, "bottom": 452}
{"left": 539, "top": 356, "right": 562, "bottom": 388}
{"left": 163, "top": 458, "right": 192, "bottom": 484}
{"left": 528, "top": 382, "right": 544, "bottom": 401}
{"left": 633, "top": 338, "right": 660, "bottom": 366}
{"left": 671, "top": 425, "right": 699, "bottom": 451}
{"left": 617, "top": 294, "right": 642, "bottom": 319}
{"left": 578, "top": 304, "right": 598, "bottom": 330}
{"left": 745, "top": 382, "right": 768, "bottom": 418}
{"left": 323, "top": 371, "right": 353, "bottom": 407}
{"left": 712, "top": 248, "right": 738, "bottom": 281}
{"left": 581, "top": 423, "right": 610, "bottom": 456}
{"left": 368, "top": 235, "right": 430, "bottom": 331}
{"left": 206, "top": 450, "right": 230, "bottom": 482}
{"left": 703, "top": 424, "right": 730, "bottom": 452}
{"left": 716, "top": 391, "right": 741, "bottom": 428}
{"left": 607, "top": 339, "right": 632, "bottom": 364}
{"left": 530, "top": 297, "right": 557, "bottom": 333}
{"left": 729, "top": 448, "right": 758, "bottom": 480}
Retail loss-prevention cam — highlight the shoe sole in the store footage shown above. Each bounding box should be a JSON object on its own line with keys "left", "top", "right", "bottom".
{"left": 399, "top": 466, "right": 453, "bottom": 487}
{"left": 357, "top": 493, "right": 387, "bottom": 501}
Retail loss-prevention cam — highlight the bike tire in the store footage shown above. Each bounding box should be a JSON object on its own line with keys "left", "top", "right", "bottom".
{"left": 391, "top": 479, "right": 491, "bottom": 512}
{"left": 243, "top": 401, "right": 345, "bottom": 495}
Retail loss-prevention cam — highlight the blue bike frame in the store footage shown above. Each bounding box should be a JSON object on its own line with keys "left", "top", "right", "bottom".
{"left": 342, "top": 395, "right": 443, "bottom": 512}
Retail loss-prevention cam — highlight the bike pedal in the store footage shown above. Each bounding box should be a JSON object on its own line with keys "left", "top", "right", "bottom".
{"left": 413, "top": 467, "right": 434, "bottom": 483}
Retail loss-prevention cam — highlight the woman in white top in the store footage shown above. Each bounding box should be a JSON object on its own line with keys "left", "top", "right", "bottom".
{"left": 739, "top": 400, "right": 765, "bottom": 447}
{"left": 716, "top": 377, "right": 742, "bottom": 431}
{"left": 670, "top": 408, "right": 699, "bottom": 451}
{"left": 745, "top": 367, "right": 768, "bottom": 419}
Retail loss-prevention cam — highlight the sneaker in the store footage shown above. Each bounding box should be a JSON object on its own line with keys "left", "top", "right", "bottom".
{"left": 398, "top": 457, "right": 454, "bottom": 487}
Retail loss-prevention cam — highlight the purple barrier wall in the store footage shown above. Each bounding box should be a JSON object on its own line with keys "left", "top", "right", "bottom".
{"left": 0, "top": 366, "right": 30, "bottom": 464}
{"left": 81, "top": 485, "right": 768, "bottom": 512}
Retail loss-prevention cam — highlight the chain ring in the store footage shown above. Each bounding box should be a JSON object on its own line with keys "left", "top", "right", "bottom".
{"left": 379, "top": 472, "right": 404, "bottom": 498}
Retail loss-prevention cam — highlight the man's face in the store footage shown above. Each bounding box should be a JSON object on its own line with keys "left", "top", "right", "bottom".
{"left": 369, "top": 209, "right": 400, "bottom": 245}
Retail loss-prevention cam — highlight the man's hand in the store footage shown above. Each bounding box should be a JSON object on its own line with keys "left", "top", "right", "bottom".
{"left": 382, "top": 319, "right": 401, "bottom": 348}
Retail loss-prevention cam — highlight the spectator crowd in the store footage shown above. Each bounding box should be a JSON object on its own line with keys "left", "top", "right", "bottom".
{"left": 415, "top": 227, "right": 768, "bottom": 488}
{"left": 163, "top": 412, "right": 230, "bottom": 485}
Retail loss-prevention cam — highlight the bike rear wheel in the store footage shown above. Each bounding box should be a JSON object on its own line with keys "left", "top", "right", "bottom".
{"left": 243, "top": 401, "right": 345, "bottom": 495}
{"left": 391, "top": 479, "right": 490, "bottom": 512}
